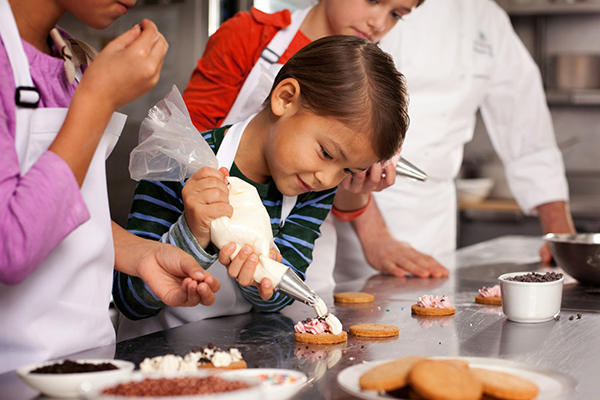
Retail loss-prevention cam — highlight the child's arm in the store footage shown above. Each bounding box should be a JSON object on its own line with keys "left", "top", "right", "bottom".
{"left": 51, "top": 20, "right": 167, "bottom": 186}
{"left": 0, "top": 20, "right": 167, "bottom": 284}
{"left": 113, "top": 222, "right": 220, "bottom": 308}
{"left": 112, "top": 178, "right": 217, "bottom": 319}
{"left": 183, "top": 12, "right": 261, "bottom": 131}
{"left": 112, "top": 170, "right": 263, "bottom": 319}
{"left": 236, "top": 188, "right": 337, "bottom": 312}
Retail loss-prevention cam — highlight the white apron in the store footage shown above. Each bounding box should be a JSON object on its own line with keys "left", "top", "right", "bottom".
{"left": 0, "top": 0, "right": 126, "bottom": 373}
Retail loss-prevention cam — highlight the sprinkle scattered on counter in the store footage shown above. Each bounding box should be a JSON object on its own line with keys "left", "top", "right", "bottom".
{"left": 386, "top": 309, "right": 390, "bottom": 312}
{"left": 257, "top": 373, "right": 300, "bottom": 386}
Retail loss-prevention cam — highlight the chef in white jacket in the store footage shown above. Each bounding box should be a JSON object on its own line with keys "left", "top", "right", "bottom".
{"left": 333, "top": 0, "right": 576, "bottom": 282}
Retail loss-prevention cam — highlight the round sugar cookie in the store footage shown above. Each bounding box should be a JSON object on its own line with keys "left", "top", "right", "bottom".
{"left": 349, "top": 323, "right": 399, "bottom": 338}
{"left": 359, "top": 356, "right": 425, "bottom": 391}
{"left": 294, "top": 331, "right": 347, "bottom": 344}
{"left": 411, "top": 304, "right": 456, "bottom": 316}
{"left": 471, "top": 368, "right": 539, "bottom": 400}
{"left": 475, "top": 295, "right": 502, "bottom": 306}
{"left": 197, "top": 360, "right": 247, "bottom": 369}
{"left": 409, "top": 360, "right": 483, "bottom": 400}
{"left": 334, "top": 292, "right": 375, "bottom": 304}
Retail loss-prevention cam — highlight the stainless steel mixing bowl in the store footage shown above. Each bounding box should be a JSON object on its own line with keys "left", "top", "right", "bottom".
{"left": 544, "top": 233, "right": 600, "bottom": 286}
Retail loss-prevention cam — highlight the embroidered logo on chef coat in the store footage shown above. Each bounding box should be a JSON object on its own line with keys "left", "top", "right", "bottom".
{"left": 474, "top": 31, "right": 493, "bottom": 57}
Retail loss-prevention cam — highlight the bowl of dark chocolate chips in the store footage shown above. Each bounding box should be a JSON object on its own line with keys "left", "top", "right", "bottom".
{"left": 17, "top": 359, "right": 134, "bottom": 398}
{"left": 499, "top": 271, "right": 564, "bottom": 324}
{"left": 544, "top": 233, "right": 600, "bottom": 286}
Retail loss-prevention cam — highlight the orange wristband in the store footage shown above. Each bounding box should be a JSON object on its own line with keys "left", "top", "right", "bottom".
{"left": 331, "top": 193, "right": 372, "bottom": 222}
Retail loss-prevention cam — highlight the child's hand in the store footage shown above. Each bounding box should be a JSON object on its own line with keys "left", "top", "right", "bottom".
{"left": 183, "top": 167, "right": 232, "bottom": 249}
{"left": 269, "top": 248, "right": 283, "bottom": 263}
{"left": 77, "top": 19, "right": 168, "bottom": 112}
{"left": 219, "top": 243, "right": 275, "bottom": 300}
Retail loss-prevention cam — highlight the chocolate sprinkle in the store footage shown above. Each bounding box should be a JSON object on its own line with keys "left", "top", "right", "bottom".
{"left": 506, "top": 272, "right": 563, "bottom": 283}
{"left": 31, "top": 360, "right": 118, "bottom": 374}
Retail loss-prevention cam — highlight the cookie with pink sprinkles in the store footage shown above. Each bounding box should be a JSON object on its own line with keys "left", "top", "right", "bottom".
{"left": 294, "top": 317, "right": 347, "bottom": 344}
{"left": 475, "top": 285, "right": 502, "bottom": 306}
{"left": 411, "top": 294, "right": 456, "bottom": 316}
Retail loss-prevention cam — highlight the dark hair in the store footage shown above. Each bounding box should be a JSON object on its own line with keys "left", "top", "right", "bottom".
{"left": 265, "top": 35, "right": 409, "bottom": 161}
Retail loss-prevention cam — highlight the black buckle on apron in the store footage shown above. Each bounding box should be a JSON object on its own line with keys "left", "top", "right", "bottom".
{"left": 15, "top": 86, "right": 41, "bottom": 108}
{"left": 260, "top": 48, "right": 280, "bottom": 64}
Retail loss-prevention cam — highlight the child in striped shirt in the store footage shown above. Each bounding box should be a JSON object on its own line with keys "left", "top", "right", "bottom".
{"left": 113, "top": 36, "right": 409, "bottom": 326}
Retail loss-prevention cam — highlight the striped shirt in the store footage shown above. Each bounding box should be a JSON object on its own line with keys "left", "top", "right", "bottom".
{"left": 112, "top": 126, "right": 336, "bottom": 319}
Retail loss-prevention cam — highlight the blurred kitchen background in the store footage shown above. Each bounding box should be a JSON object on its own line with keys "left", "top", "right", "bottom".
{"left": 57, "top": 0, "right": 600, "bottom": 249}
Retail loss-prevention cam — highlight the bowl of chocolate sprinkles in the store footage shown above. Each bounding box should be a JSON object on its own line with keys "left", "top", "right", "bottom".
{"left": 545, "top": 233, "right": 600, "bottom": 286}
{"left": 84, "top": 372, "right": 262, "bottom": 399}
{"left": 499, "top": 271, "right": 565, "bottom": 324}
{"left": 17, "top": 359, "right": 134, "bottom": 398}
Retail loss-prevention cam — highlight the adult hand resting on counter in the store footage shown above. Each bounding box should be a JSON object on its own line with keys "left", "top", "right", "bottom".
{"left": 335, "top": 157, "right": 449, "bottom": 279}
{"left": 113, "top": 222, "right": 220, "bottom": 307}
{"left": 537, "top": 201, "right": 576, "bottom": 264}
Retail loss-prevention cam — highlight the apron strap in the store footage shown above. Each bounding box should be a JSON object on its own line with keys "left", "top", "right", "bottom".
{"left": 0, "top": 0, "right": 39, "bottom": 175}
{"left": 216, "top": 115, "right": 297, "bottom": 225}
{"left": 259, "top": 6, "right": 312, "bottom": 64}
{"left": 0, "top": 0, "right": 40, "bottom": 107}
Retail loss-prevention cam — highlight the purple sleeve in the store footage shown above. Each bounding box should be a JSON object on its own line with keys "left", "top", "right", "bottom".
{"left": 0, "top": 122, "right": 90, "bottom": 285}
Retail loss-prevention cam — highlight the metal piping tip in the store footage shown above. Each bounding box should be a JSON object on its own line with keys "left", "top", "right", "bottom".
{"left": 276, "top": 268, "right": 320, "bottom": 307}
{"left": 396, "top": 156, "right": 428, "bottom": 182}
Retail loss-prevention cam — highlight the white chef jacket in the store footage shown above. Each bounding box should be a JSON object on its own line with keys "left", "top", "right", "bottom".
{"left": 333, "top": 0, "right": 568, "bottom": 281}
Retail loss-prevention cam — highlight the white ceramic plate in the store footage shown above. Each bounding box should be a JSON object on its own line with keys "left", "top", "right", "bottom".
{"left": 82, "top": 371, "right": 263, "bottom": 400}
{"left": 337, "top": 357, "right": 577, "bottom": 400}
{"left": 17, "top": 359, "right": 134, "bottom": 398}
{"left": 220, "top": 368, "right": 307, "bottom": 400}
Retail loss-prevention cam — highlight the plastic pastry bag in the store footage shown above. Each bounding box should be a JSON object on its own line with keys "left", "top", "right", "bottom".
{"left": 129, "top": 85, "right": 218, "bottom": 182}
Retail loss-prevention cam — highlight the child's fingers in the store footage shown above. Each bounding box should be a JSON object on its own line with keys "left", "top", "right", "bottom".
{"left": 127, "top": 19, "right": 162, "bottom": 53}
{"left": 218, "top": 243, "right": 236, "bottom": 266}
{"left": 184, "top": 278, "right": 201, "bottom": 306}
{"left": 197, "top": 282, "right": 216, "bottom": 306}
{"left": 258, "top": 279, "right": 274, "bottom": 300}
{"left": 219, "top": 167, "right": 230, "bottom": 177}
{"left": 237, "top": 252, "right": 258, "bottom": 286}
{"left": 189, "top": 166, "right": 229, "bottom": 184}
{"left": 227, "top": 245, "right": 253, "bottom": 281}
{"left": 104, "top": 23, "right": 142, "bottom": 51}
{"left": 202, "top": 271, "right": 221, "bottom": 293}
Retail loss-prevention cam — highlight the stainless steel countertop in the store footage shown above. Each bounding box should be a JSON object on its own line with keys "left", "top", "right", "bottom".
{"left": 2, "top": 235, "right": 600, "bottom": 400}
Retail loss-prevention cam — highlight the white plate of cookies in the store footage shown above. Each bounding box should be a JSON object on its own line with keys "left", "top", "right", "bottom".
{"left": 337, "top": 356, "right": 576, "bottom": 400}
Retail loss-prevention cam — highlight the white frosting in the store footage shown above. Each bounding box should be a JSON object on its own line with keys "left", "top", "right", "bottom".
{"left": 140, "top": 354, "right": 185, "bottom": 372}
{"left": 140, "top": 348, "right": 243, "bottom": 371}
{"left": 211, "top": 177, "right": 289, "bottom": 286}
{"left": 313, "top": 297, "right": 328, "bottom": 318}
{"left": 325, "top": 314, "right": 343, "bottom": 335}
{"left": 211, "top": 352, "right": 233, "bottom": 368}
{"left": 229, "top": 348, "right": 242, "bottom": 361}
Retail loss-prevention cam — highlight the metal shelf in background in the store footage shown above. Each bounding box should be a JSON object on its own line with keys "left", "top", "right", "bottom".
{"left": 546, "top": 89, "right": 600, "bottom": 105}
{"left": 496, "top": 0, "right": 600, "bottom": 15}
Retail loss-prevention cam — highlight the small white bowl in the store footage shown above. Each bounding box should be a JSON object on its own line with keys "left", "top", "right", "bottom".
{"left": 456, "top": 178, "right": 495, "bottom": 204}
{"left": 220, "top": 369, "right": 307, "bottom": 400}
{"left": 17, "top": 359, "right": 134, "bottom": 398}
{"left": 499, "top": 272, "right": 564, "bottom": 324}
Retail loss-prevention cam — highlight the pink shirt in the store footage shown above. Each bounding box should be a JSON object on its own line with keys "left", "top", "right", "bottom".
{"left": 0, "top": 33, "right": 89, "bottom": 284}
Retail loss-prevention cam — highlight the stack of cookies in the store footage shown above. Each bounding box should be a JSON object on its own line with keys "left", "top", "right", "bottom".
{"left": 359, "top": 356, "right": 539, "bottom": 400}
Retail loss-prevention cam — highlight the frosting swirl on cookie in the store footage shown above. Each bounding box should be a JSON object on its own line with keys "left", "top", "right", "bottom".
{"left": 294, "top": 315, "right": 343, "bottom": 335}
{"left": 417, "top": 294, "right": 453, "bottom": 309}
{"left": 478, "top": 285, "right": 501, "bottom": 298}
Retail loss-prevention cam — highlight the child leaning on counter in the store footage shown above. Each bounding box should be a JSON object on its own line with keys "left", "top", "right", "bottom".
{"left": 0, "top": 0, "right": 219, "bottom": 373}
{"left": 113, "top": 36, "right": 409, "bottom": 326}
{"left": 114, "top": 0, "right": 424, "bottom": 341}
